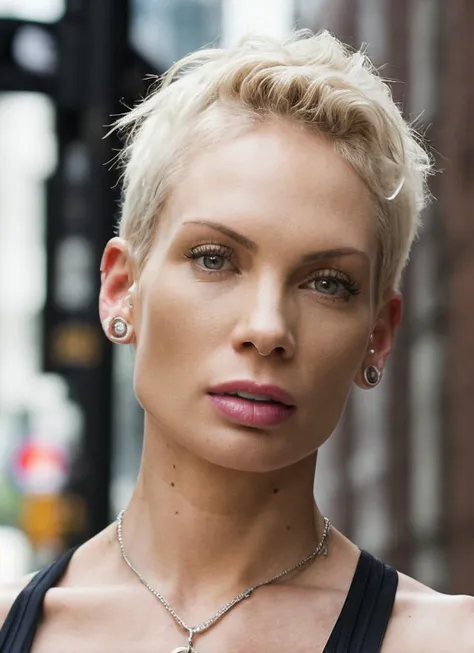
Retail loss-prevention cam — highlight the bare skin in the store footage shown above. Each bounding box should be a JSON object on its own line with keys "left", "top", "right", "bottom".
{"left": 1, "top": 121, "right": 472, "bottom": 651}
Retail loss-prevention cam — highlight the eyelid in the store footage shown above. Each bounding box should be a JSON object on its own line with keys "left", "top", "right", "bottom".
{"left": 185, "top": 242, "right": 236, "bottom": 260}
{"left": 187, "top": 241, "right": 232, "bottom": 251}
{"left": 305, "top": 268, "right": 352, "bottom": 283}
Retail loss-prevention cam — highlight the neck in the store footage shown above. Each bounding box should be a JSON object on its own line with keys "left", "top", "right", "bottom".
{"left": 122, "top": 418, "right": 324, "bottom": 604}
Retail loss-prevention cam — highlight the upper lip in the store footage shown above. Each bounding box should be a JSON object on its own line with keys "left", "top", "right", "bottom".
{"left": 208, "top": 381, "right": 296, "bottom": 407}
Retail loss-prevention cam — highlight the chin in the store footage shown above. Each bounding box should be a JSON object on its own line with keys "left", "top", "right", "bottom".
{"left": 181, "top": 423, "right": 315, "bottom": 473}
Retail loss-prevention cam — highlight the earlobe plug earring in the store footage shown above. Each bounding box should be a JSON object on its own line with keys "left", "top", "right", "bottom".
{"left": 108, "top": 316, "right": 130, "bottom": 342}
{"left": 364, "top": 365, "right": 381, "bottom": 387}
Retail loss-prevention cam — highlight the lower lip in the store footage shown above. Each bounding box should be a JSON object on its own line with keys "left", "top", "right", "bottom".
{"left": 208, "top": 394, "right": 295, "bottom": 428}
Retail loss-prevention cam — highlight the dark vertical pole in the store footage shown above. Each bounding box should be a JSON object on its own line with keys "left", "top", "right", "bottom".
{"left": 439, "top": 0, "right": 474, "bottom": 594}
{"left": 385, "top": 0, "right": 414, "bottom": 574}
{"left": 80, "top": 0, "right": 129, "bottom": 538}
{"left": 44, "top": 0, "right": 130, "bottom": 541}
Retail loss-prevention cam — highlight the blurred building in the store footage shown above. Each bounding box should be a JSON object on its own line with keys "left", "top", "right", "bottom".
{"left": 303, "top": 0, "right": 474, "bottom": 595}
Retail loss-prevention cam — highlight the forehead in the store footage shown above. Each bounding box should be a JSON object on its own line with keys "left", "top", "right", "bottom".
{"left": 162, "top": 121, "right": 377, "bottom": 259}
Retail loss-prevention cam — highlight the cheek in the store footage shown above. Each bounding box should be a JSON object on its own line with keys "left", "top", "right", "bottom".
{"left": 290, "top": 313, "right": 369, "bottom": 452}
{"left": 132, "top": 269, "right": 236, "bottom": 401}
{"left": 299, "top": 308, "right": 370, "bottom": 392}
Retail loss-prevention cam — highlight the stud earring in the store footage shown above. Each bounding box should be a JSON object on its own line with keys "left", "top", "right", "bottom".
{"left": 125, "top": 283, "right": 136, "bottom": 310}
{"left": 364, "top": 365, "right": 381, "bottom": 387}
{"left": 368, "top": 334, "right": 376, "bottom": 356}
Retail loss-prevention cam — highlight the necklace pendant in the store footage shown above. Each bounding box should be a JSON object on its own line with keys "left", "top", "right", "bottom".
{"left": 171, "top": 647, "right": 198, "bottom": 653}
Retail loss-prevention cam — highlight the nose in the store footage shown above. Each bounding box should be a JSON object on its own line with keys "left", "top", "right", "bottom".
{"left": 232, "top": 279, "right": 296, "bottom": 360}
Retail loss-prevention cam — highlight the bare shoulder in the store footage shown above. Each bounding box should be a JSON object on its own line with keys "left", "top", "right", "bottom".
{"left": 383, "top": 570, "right": 474, "bottom": 653}
{"left": 0, "top": 572, "right": 37, "bottom": 629}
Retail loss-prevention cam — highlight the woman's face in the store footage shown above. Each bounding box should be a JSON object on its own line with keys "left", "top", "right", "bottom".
{"left": 101, "top": 121, "right": 400, "bottom": 472}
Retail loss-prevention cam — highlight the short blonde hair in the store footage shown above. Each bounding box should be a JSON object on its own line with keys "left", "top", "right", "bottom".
{"left": 113, "top": 30, "right": 432, "bottom": 298}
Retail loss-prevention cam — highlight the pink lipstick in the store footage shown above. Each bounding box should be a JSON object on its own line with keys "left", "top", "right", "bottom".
{"left": 208, "top": 381, "right": 296, "bottom": 428}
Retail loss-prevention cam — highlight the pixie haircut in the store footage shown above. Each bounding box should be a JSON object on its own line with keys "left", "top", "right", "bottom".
{"left": 113, "top": 30, "right": 432, "bottom": 299}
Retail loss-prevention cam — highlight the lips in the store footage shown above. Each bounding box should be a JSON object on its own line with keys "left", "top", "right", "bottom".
{"left": 209, "top": 381, "right": 295, "bottom": 406}
{"left": 208, "top": 381, "right": 296, "bottom": 428}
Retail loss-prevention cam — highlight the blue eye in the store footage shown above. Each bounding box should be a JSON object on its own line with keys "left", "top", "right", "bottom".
{"left": 311, "top": 278, "right": 341, "bottom": 295}
{"left": 200, "top": 254, "right": 227, "bottom": 270}
{"left": 305, "top": 271, "right": 360, "bottom": 300}
{"left": 185, "top": 244, "right": 236, "bottom": 273}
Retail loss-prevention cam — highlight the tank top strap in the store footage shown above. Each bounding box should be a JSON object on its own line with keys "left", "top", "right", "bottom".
{"left": 1, "top": 546, "right": 398, "bottom": 653}
{"left": 323, "top": 550, "right": 398, "bottom": 653}
{"left": 0, "top": 546, "right": 78, "bottom": 653}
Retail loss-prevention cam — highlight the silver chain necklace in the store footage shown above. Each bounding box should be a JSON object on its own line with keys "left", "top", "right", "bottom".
{"left": 116, "top": 509, "right": 331, "bottom": 653}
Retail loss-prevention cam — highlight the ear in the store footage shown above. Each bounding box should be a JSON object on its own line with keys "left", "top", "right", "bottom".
{"left": 355, "top": 291, "right": 402, "bottom": 389}
{"left": 99, "top": 237, "right": 137, "bottom": 343}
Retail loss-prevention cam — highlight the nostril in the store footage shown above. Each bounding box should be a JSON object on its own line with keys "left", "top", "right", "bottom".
{"left": 241, "top": 341, "right": 287, "bottom": 357}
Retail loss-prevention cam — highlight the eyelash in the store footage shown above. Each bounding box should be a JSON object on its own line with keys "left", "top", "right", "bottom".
{"left": 185, "top": 243, "right": 361, "bottom": 300}
{"left": 184, "top": 243, "right": 237, "bottom": 274}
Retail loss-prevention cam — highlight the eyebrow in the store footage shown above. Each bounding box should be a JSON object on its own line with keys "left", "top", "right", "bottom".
{"left": 182, "top": 219, "right": 258, "bottom": 251}
{"left": 300, "top": 248, "right": 370, "bottom": 265}
{"left": 182, "top": 219, "right": 368, "bottom": 263}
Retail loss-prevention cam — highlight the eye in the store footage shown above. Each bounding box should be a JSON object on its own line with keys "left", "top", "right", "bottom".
{"left": 185, "top": 244, "right": 236, "bottom": 274}
{"left": 304, "top": 270, "right": 360, "bottom": 300}
{"left": 200, "top": 254, "right": 229, "bottom": 270}
{"left": 311, "top": 278, "right": 341, "bottom": 295}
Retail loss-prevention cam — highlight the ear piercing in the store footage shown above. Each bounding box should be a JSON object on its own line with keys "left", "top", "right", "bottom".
{"left": 102, "top": 315, "right": 133, "bottom": 344}
{"left": 125, "top": 282, "right": 136, "bottom": 309}
{"left": 103, "top": 283, "right": 136, "bottom": 343}
{"left": 364, "top": 365, "right": 381, "bottom": 387}
{"left": 109, "top": 316, "right": 130, "bottom": 342}
{"left": 364, "top": 334, "right": 381, "bottom": 387}
{"left": 369, "top": 334, "right": 375, "bottom": 356}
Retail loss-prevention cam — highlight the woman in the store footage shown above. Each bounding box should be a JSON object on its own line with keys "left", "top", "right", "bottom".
{"left": 0, "top": 30, "right": 472, "bottom": 653}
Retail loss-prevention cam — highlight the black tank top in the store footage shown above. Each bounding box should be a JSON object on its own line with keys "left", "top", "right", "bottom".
{"left": 0, "top": 548, "right": 398, "bottom": 652}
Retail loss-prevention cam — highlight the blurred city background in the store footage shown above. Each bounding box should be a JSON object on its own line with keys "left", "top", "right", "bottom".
{"left": 0, "top": 0, "right": 472, "bottom": 594}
